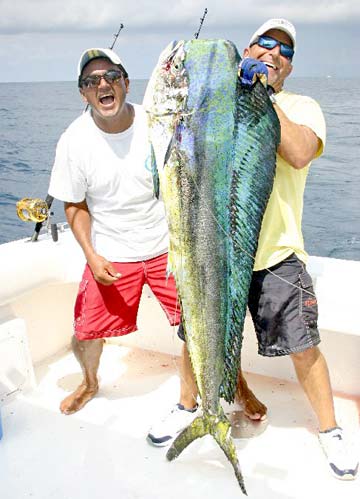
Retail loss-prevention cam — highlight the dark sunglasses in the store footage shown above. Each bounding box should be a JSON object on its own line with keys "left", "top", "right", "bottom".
{"left": 80, "top": 69, "right": 124, "bottom": 89}
{"left": 251, "top": 35, "right": 294, "bottom": 60}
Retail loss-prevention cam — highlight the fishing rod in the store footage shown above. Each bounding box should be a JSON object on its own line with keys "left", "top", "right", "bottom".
{"left": 110, "top": 23, "right": 124, "bottom": 49}
{"left": 83, "top": 24, "right": 125, "bottom": 112}
{"left": 194, "top": 8, "right": 208, "bottom": 39}
{"left": 18, "top": 23, "right": 125, "bottom": 242}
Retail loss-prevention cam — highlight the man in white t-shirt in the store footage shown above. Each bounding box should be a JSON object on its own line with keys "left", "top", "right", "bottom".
{"left": 48, "top": 48, "right": 181, "bottom": 414}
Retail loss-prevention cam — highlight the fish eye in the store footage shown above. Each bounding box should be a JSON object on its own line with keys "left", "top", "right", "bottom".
{"left": 170, "top": 58, "right": 184, "bottom": 75}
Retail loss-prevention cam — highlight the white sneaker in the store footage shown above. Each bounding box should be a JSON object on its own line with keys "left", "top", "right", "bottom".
{"left": 319, "top": 427, "right": 359, "bottom": 480}
{"left": 147, "top": 403, "right": 200, "bottom": 447}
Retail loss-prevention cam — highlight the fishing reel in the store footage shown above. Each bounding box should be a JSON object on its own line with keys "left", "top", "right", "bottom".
{"left": 16, "top": 197, "right": 49, "bottom": 223}
{"left": 16, "top": 196, "right": 59, "bottom": 242}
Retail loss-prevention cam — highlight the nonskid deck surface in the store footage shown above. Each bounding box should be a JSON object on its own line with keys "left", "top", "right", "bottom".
{"left": 1, "top": 344, "right": 359, "bottom": 499}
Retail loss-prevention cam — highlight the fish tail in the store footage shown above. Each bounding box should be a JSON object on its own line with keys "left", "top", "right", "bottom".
{"left": 212, "top": 421, "right": 247, "bottom": 495}
{"left": 166, "top": 415, "right": 207, "bottom": 460}
{"left": 166, "top": 413, "right": 247, "bottom": 495}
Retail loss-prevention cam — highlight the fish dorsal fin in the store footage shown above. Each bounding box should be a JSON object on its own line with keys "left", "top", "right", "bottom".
{"left": 220, "top": 80, "right": 280, "bottom": 403}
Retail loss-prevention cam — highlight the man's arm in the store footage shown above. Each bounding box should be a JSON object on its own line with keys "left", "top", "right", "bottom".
{"left": 238, "top": 59, "right": 322, "bottom": 170}
{"left": 274, "top": 104, "right": 321, "bottom": 170}
{"left": 65, "top": 201, "right": 121, "bottom": 286}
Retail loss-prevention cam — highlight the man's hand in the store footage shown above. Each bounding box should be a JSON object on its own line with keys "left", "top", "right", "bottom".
{"left": 87, "top": 253, "right": 121, "bottom": 286}
{"left": 238, "top": 58, "right": 268, "bottom": 88}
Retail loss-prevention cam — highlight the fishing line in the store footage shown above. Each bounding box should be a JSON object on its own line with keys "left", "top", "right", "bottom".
{"left": 148, "top": 70, "right": 318, "bottom": 303}
{"left": 147, "top": 111, "right": 316, "bottom": 299}
{"left": 163, "top": 148, "right": 317, "bottom": 411}
{"left": 160, "top": 159, "right": 317, "bottom": 407}
{"left": 148, "top": 12, "right": 317, "bottom": 299}
{"left": 164, "top": 263, "right": 199, "bottom": 409}
{"left": 158, "top": 7, "right": 211, "bottom": 407}
{"left": 189, "top": 166, "right": 317, "bottom": 298}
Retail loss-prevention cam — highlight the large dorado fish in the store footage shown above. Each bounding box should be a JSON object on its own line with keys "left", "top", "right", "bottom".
{"left": 143, "top": 39, "right": 280, "bottom": 494}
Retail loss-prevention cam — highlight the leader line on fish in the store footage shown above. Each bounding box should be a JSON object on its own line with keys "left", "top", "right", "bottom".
{"left": 189, "top": 170, "right": 317, "bottom": 299}
{"left": 146, "top": 65, "right": 314, "bottom": 298}
{"left": 145, "top": 39, "right": 251, "bottom": 494}
{"left": 146, "top": 110, "right": 195, "bottom": 118}
{"left": 145, "top": 111, "right": 315, "bottom": 299}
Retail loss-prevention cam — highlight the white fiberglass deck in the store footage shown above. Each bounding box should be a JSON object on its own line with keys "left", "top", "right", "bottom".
{"left": 1, "top": 343, "right": 359, "bottom": 499}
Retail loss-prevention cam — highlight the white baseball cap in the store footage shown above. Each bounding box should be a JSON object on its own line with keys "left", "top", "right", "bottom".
{"left": 248, "top": 18, "right": 296, "bottom": 51}
{"left": 77, "top": 47, "right": 127, "bottom": 79}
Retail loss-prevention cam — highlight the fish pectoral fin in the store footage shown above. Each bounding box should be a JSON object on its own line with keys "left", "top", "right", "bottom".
{"left": 150, "top": 142, "right": 160, "bottom": 199}
{"left": 163, "top": 132, "right": 177, "bottom": 167}
{"left": 166, "top": 413, "right": 247, "bottom": 495}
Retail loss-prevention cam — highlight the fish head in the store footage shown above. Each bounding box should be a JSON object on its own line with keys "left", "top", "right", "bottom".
{"left": 143, "top": 39, "right": 240, "bottom": 180}
{"left": 144, "top": 41, "right": 190, "bottom": 176}
{"left": 144, "top": 39, "right": 240, "bottom": 116}
{"left": 143, "top": 40, "right": 189, "bottom": 118}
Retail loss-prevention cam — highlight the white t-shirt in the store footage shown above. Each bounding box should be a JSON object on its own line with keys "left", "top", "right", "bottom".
{"left": 48, "top": 104, "right": 169, "bottom": 262}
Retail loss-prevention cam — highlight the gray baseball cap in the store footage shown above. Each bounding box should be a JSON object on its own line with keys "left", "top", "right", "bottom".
{"left": 77, "top": 47, "right": 128, "bottom": 79}
{"left": 248, "top": 18, "right": 296, "bottom": 51}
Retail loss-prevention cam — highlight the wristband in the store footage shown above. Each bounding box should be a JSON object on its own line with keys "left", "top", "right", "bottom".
{"left": 270, "top": 93, "right": 277, "bottom": 105}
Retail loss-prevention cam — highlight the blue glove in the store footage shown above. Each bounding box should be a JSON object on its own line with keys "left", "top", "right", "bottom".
{"left": 238, "top": 58, "right": 268, "bottom": 88}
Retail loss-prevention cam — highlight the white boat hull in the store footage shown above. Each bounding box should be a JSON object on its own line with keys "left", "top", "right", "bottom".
{"left": 0, "top": 229, "right": 359, "bottom": 499}
{"left": 1, "top": 229, "right": 359, "bottom": 398}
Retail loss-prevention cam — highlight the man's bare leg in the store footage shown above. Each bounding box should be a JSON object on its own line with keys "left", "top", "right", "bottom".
{"left": 291, "top": 346, "right": 337, "bottom": 431}
{"left": 60, "top": 336, "right": 104, "bottom": 415}
{"left": 180, "top": 344, "right": 267, "bottom": 420}
{"left": 236, "top": 369, "right": 267, "bottom": 420}
{"left": 179, "top": 344, "right": 198, "bottom": 409}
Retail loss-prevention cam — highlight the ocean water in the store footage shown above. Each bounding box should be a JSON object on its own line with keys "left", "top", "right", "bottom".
{"left": 0, "top": 78, "right": 359, "bottom": 260}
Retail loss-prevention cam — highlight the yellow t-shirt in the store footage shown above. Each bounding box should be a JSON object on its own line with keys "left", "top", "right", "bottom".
{"left": 253, "top": 90, "right": 326, "bottom": 271}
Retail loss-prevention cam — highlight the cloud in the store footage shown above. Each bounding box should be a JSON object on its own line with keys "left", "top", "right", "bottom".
{"left": 0, "top": 0, "right": 358, "bottom": 34}
{"left": 0, "top": 0, "right": 358, "bottom": 81}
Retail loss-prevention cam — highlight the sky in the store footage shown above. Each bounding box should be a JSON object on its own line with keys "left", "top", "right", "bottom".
{"left": 0, "top": 0, "right": 359, "bottom": 82}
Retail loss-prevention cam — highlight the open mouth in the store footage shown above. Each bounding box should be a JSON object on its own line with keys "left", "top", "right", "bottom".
{"left": 99, "top": 94, "right": 115, "bottom": 106}
{"left": 264, "top": 62, "right": 277, "bottom": 71}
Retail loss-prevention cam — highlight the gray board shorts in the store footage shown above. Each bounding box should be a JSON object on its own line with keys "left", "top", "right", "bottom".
{"left": 177, "top": 253, "right": 320, "bottom": 357}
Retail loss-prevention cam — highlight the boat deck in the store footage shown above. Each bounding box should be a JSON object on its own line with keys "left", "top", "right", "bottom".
{"left": 1, "top": 343, "right": 359, "bottom": 499}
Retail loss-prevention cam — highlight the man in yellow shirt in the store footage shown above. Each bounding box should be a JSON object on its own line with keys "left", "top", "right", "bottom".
{"left": 240, "top": 23, "right": 327, "bottom": 363}
{"left": 148, "top": 19, "right": 358, "bottom": 481}
{"left": 238, "top": 18, "right": 357, "bottom": 481}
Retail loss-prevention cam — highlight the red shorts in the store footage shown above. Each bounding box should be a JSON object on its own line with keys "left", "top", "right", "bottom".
{"left": 74, "top": 252, "right": 180, "bottom": 341}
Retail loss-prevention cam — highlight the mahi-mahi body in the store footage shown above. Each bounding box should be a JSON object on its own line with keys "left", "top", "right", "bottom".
{"left": 143, "top": 39, "right": 280, "bottom": 495}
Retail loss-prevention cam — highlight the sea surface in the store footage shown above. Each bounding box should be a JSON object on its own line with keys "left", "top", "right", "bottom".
{"left": 0, "top": 78, "right": 359, "bottom": 260}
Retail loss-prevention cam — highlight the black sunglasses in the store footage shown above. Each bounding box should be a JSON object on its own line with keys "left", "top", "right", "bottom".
{"left": 251, "top": 35, "right": 294, "bottom": 60}
{"left": 80, "top": 69, "right": 124, "bottom": 89}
